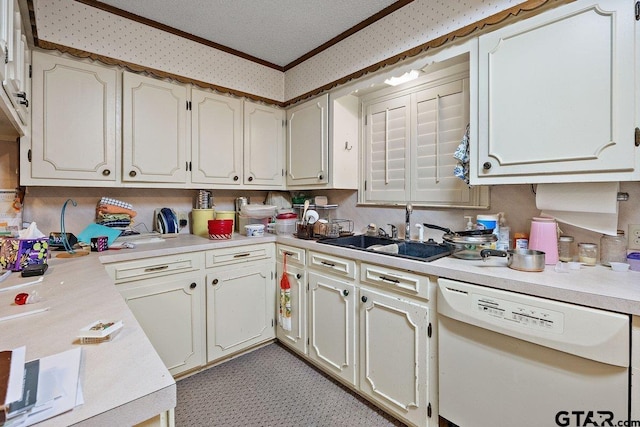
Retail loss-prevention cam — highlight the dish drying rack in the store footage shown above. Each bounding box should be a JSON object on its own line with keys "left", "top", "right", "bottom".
{"left": 315, "top": 219, "right": 354, "bottom": 238}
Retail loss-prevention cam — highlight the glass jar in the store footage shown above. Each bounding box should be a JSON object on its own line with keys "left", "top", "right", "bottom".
{"left": 558, "top": 236, "right": 574, "bottom": 262}
{"left": 578, "top": 243, "right": 598, "bottom": 266}
{"left": 600, "top": 230, "right": 627, "bottom": 266}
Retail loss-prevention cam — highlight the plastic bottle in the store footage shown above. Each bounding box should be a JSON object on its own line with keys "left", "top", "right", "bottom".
{"left": 496, "top": 212, "right": 510, "bottom": 251}
{"left": 464, "top": 216, "right": 474, "bottom": 231}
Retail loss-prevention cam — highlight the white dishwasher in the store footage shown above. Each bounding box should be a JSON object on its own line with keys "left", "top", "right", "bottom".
{"left": 437, "top": 278, "right": 630, "bottom": 427}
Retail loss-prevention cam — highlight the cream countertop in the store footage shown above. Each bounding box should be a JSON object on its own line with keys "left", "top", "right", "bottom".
{"left": 104, "top": 233, "right": 640, "bottom": 316}
{"left": 0, "top": 253, "right": 175, "bottom": 426}
{"left": 2, "top": 231, "right": 637, "bottom": 426}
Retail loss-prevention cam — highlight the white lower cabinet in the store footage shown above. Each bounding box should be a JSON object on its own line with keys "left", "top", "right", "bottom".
{"left": 205, "top": 244, "right": 276, "bottom": 362}
{"left": 206, "top": 261, "right": 275, "bottom": 361}
{"left": 289, "top": 246, "right": 436, "bottom": 427}
{"left": 359, "top": 285, "right": 431, "bottom": 427}
{"left": 308, "top": 270, "right": 357, "bottom": 386}
{"left": 108, "top": 253, "right": 206, "bottom": 377}
{"left": 276, "top": 244, "right": 307, "bottom": 355}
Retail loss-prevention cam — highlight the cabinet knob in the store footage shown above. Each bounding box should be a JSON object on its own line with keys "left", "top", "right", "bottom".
{"left": 318, "top": 173, "right": 324, "bottom": 180}
{"left": 296, "top": 274, "right": 301, "bottom": 279}
{"left": 189, "top": 282, "right": 197, "bottom": 289}
{"left": 102, "top": 169, "right": 111, "bottom": 176}
{"left": 129, "top": 170, "right": 137, "bottom": 177}
{"left": 212, "top": 278, "right": 219, "bottom": 285}
{"left": 342, "top": 289, "right": 349, "bottom": 297}
{"left": 233, "top": 175, "right": 239, "bottom": 181}
{"left": 483, "top": 162, "right": 492, "bottom": 170}
{"left": 361, "top": 295, "right": 367, "bottom": 303}
{"left": 248, "top": 176, "right": 253, "bottom": 182}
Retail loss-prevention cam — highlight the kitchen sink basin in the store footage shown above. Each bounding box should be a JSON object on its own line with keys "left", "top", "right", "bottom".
{"left": 318, "top": 235, "right": 451, "bottom": 262}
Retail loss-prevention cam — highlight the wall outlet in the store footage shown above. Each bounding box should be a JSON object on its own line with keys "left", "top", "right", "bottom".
{"left": 177, "top": 211, "right": 190, "bottom": 233}
{"left": 628, "top": 224, "right": 640, "bottom": 250}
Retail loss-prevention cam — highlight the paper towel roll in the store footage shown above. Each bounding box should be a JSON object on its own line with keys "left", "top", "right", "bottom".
{"left": 536, "top": 182, "right": 619, "bottom": 235}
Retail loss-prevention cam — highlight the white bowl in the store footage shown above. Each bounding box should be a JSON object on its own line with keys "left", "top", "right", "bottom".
{"left": 609, "top": 262, "right": 630, "bottom": 272}
{"left": 244, "top": 224, "right": 265, "bottom": 237}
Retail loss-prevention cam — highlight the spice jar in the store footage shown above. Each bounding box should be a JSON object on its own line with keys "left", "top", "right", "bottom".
{"left": 600, "top": 230, "right": 627, "bottom": 266}
{"left": 558, "top": 236, "right": 574, "bottom": 262}
{"left": 578, "top": 243, "right": 598, "bottom": 266}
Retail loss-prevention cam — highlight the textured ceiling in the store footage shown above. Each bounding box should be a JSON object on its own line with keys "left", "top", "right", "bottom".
{"left": 97, "top": 0, "right": 400, "bottom": 67}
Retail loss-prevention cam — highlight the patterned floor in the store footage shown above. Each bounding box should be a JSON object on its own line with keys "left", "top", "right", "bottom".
{"left": 176, "top": 343, "right": 406, "bottom": 426}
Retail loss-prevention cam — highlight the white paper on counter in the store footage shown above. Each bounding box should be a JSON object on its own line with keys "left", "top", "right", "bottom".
{"left": 536, "top": 182, "right": 619, "bottom": 235}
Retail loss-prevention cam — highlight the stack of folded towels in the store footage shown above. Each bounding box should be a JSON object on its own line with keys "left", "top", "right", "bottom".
{"left": 96, "top": 197, "right": 137, "bottom": 229}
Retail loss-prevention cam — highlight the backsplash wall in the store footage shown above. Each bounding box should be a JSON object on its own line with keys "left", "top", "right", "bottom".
{"left": 22, "top": 182, "right": 640, "bottom": 256}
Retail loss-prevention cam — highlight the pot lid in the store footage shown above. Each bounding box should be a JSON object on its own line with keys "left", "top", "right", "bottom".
{"left": 443, "top": 233, "right": 497, "bottom": 245}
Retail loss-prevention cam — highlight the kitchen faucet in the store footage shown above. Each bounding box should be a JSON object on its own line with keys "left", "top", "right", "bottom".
{"left": 405, "top": 203, "right": 413, "bottom": 241}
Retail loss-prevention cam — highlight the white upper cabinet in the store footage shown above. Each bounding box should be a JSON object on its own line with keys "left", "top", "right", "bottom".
{"left": 29, "top": 51, "right": 118, "bottom": 183}
{"left": 243, "top": 100, "right": 285, "bottom": 188}
{"left": 286, "top": 93, "right": 359, "bottom": 189}
{"left": 287, "top": 94, "right": 328, "bottom": 187}
{"left": 474, "top": 0, "right": 637, "bottom": 184}
{"left": 0, "top": 0, "right": 12, "bottom": 84}
{"left": 191, "top": 89, "right": 243, "bottom": 186}
{"left": 122, "top": 71, "right": 189, "bottom": 184}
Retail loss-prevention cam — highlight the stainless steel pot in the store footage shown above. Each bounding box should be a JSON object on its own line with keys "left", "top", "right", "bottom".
{"left": 423, "top": 223, "right": 497, "bottom": 260}
{"left": 480, "top": 249, "right": 546, "bottom": 272}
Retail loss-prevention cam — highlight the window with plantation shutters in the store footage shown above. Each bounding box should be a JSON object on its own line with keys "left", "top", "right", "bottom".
{"left": 412, "top": 79, "right": 470, "bottom": 203}
{"left": 364, "top": 95, "right": 410, "bottom": 202}
{"left": 361, "top": 59, "right": 488, "bottom": 208}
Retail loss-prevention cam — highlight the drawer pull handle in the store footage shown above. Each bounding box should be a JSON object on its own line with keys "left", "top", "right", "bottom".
{"left": 144, "top": 265, "right": 169, "bottom": 272}
{"left": 283, "top": 252, "right": 294, "bottom": 257}
{"left": 379, "top": 276, "right": 400, "bottom": 284}
{"left": 342, "top": 289, "right": 349, "bottom": 297}
{"left": 233, "top": 253, "right": 251, "bottom": 258}
{"left": 189, "top": 282, "right": 197, "bottom": 289}
{"left": 320, "top": 261, "right": 336, "bottom": 267}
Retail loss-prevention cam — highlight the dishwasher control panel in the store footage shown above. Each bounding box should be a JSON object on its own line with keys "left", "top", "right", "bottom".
{"left": 473, "top": 294, "right": 564, "bottom": 333}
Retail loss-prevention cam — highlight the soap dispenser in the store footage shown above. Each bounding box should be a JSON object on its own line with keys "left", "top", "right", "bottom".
{"left": 464, "top": 216, "right": 474, "bottom": 231}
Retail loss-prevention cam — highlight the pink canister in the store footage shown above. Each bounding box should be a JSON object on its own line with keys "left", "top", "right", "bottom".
{"left": 529, "top": 217, "right": 559, "bottom": 265}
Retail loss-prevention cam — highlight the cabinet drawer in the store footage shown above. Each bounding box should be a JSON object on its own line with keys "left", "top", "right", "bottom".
{"left": 276, "top": 244, "right": 305, "bottom": 266}
{"left": 308, "top": 250, "right": 356, "bottom": 280}
{"left": 360, "top": 262, "right": 431, "bottom": 300}
{"left": 205, "top": 243, "right": 274, "bottom": 268}
{"left": 106, "top": 253, "right": 203, "bottom": 284}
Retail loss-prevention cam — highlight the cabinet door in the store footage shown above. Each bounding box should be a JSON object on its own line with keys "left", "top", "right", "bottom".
{"left": 363, "top": 94, "right": 410, "bottom": 202}
{"left": 307, "top": 272, "right": 356, "bottom": 386}
{"left": 123, "top": 71, "right": 188, "bottom": 183}
{"left": 0, "top": 0, "right": 12, "bottom": 83}
{"left": 31, "top": 51, "right": 118, "bottom": 181}
{"left": 206, "top": 261, "right": 276, "bottom": 362}
{"left": 476, "top": 0, "right": 635, "bottom": 183}
{"left": 119, "top": 273, "right": 205, "bottom": 377}
{"left": 286, "top": 94, "right": 328, "bottom": 186}
{"left": 191, "top": 88, "right": 243, "bottom": 185}
{"left": 359, "top": 286, "right": 431, "bottom": 427}
{"left": 243, "top": 100, "right": 284, "bottom": 187}
{"left": 276, "top": 261, "right": 307, "bottom": 355}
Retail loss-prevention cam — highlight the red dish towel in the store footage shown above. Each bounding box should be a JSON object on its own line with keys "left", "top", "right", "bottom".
{"left": 279, "top": 254, "right": 292, "bottom": 331}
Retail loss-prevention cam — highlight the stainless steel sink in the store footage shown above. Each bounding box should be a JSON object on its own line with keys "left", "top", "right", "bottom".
{"left": 318, "top": 235, "right": 451, "bottom": 262}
